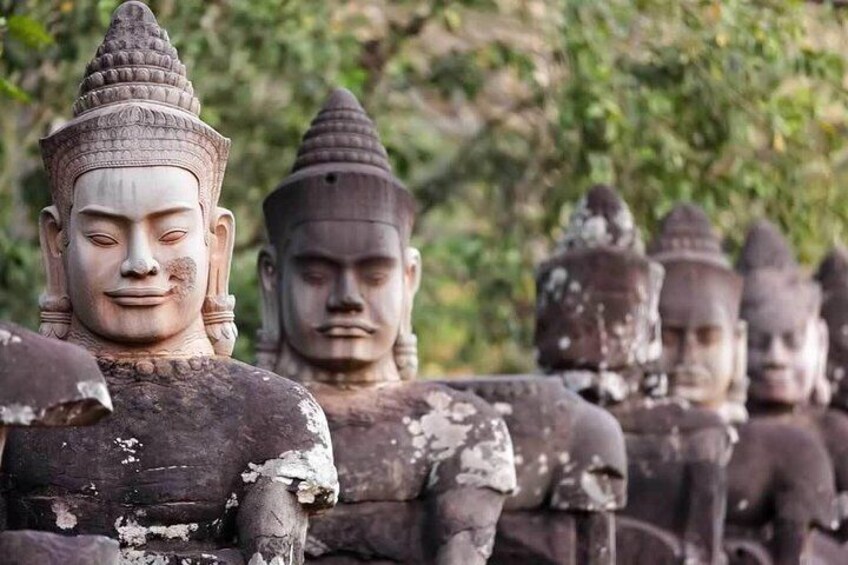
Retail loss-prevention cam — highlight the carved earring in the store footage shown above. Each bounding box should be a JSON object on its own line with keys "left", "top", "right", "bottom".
{"left": 394, "top": 331, "right": 418, "bottom": 381}
{"left": 203, "top": 295, "right": 237, "bottom": 356}
{"left": 203, "top": 208, "right": 237, "bottom": 356}
{"left": 38, "top": 206, "right": 71, "bottom": 340}
{"left": 39, "top": 296, "right": 72, "bottom": 340}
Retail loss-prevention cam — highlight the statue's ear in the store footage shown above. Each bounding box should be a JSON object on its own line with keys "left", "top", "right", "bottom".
{"left": 728, "top": 320, "right": 749, "bottom": 402}
{"left": 811, "top": 319, "right": 832, "bottom": 406}
{"left": 395, "top": 247, "right": 422, "bottom": 381}
{"left": 404, "top": 247, "right": 422, "bottom": 299}
{"left": 38, "top": 206, "right": 71, "bottom": 339}
{"left": 256, "top": 244, "right": 281, "bottom": 370}
{"left": 203, "top": 207, "right": 237, "bottom": 356}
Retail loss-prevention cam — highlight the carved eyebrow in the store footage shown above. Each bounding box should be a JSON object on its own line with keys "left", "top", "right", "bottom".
{"left": 292, "top": 252, "right": 397, "bottom": 266}
{"left": 78, "top": 204, "right": 195, "bottom": 222}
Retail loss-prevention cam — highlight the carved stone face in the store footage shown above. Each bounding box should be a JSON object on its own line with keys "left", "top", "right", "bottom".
{"left": 279, "top": 221, "right": 416, "bottom": 372}
{"left": 64, "top": 166, "right": 209, "bottom": 345}
{"left": 661, "top": 323, "right": 737, "bottom": 407}
{"left": 747, "top": 316, "right": 825, "bottom": 405}
{"left": 535, "top": 248, "right": 662, "bottom": 374}
{"left": 657, "top": 262, "right": 745, "bottom": 408}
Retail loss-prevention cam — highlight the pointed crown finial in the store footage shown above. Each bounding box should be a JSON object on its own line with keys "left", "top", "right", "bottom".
{"left": 649, "top": 203, "right": 728, "bottom": 267}
{"left": 737, "top": 219, "right": 798, "bottom": 274}
{"left": 558, "top": 184, "right": 644, "bottom": 254}
{"left": 74, "top": 0, "right": 199, "bottom": 116}
{"left": 292, "top": 87, "right": 391, "bottom": 174}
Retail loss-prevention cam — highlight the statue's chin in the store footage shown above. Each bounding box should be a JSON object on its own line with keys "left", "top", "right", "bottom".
{"left": 301, "top": 354, "right": 381, "bottom": 374}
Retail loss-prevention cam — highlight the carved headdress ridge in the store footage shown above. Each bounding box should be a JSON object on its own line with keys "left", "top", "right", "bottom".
{"left": 40, "top": 0, "right": 230, "bottom": 232}
{"left": 264, "top": 87, "right": 414, "bottom": 246}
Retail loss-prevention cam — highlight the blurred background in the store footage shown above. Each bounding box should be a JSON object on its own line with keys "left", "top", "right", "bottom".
{"left": 2, "top": 0, "right": 848, "bottom": 375}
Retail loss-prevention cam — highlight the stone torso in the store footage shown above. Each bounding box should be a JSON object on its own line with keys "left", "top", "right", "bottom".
{"left": 752, "top": 407, "right": 848, "bottom": 537}
{"left": 304, "top": 381, "right": 514, "bottom": 564}
{"left": 726, "top": 417, "right": 835, "bottom": 534}
{"left": 3, "top": 357, "right": 335, "bottom": 559}
{"left": 442, "top": 376, "right": 627, "bottom": 565}
{"left": 610, "top": 397, "right": 733, "bottom": 561}
{"left": 446, "top": 376, "right": 626, "bottom": 513}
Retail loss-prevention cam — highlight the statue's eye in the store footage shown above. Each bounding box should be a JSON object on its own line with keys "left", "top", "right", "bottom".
{"left": 301, "top": 270, "right": 328, "bottom": 285}
{"left": 363, "top": 270, "right": 389, "bottom": 286}
{"left": 87, "top": 233, "right": 119, "bottom": 247}
{"left": 159, "top": 229, "right": 188, "bottom": 244}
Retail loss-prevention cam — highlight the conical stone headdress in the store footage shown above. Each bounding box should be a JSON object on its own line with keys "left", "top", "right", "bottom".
{"left": 649, "top": 203, "right": 742, "bottom": 327}
{"left": 536, "top": 185, "right": 664, "bottom": 378}
{"left": 649, "top": 203, "right": 727, "bottom": 267}
{"left": 558, "top": 184, "right": 643, "bottom": 253}
{"left": 40, "top": 1, "right": 230, "bottom": 233}
{"left": 263, "top": 87, "right": 414, "bottom": 246}
{"left": 737, "top": 219, "right": 798, "bottom": 274}
{"left": 738, "top": 220, "right": 820, "bottom": 333}
{"left": 816, "top": 245, "right": 848, "bottom": 294}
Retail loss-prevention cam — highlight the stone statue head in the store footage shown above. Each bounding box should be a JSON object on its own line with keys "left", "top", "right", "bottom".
{"left": 816, "top": 245, "right": 848, "bottom": 408}
{"left": 649, "top": 203, "right": 746, "bottom": 416}
{"left": 739, "top": 220, "right": 828, "bottom": 407}
{"left": 535, "top": 186, "right": 664, "bottom": 398}
{"left": 37, "top": 1, "right": 236, "bottom": 358}
{"left": 259, "top": 88, "right": 421, "bottom": 384}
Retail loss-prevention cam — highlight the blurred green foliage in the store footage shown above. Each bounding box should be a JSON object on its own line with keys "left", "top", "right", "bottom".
{"left": 2, "top": 0, "right": 848, "bottom": 375}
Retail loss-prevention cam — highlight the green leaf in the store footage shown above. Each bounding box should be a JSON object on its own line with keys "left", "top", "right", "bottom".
{"left": 6, "top": 15, "right": 53, "bottom": 50}
{"left": 0, "top": 77, "right": 30, "bottom": 102}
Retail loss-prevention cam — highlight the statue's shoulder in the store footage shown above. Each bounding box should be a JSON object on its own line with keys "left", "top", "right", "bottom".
{"left": 815, "top": 406, "right": 848, "bottom": 442}
{"left": 612, "top": 397, "right": 726, "bottom": 434}
{"left": 399, "top": 380, "right": 517, "bottom": 496}
{"left": 550, "top": 394, "right": 627, "bottom": 511}
{"left": 739, "top": 417, "right": 837, "bottom": 528}
{"left": 220, "top": 359, "right": 338, "bottom": 511}
{"left": 216, "top": 357, "right": 316, "bottom": 402}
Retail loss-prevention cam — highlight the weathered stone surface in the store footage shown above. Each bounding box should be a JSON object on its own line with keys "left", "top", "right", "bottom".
{"left": 725, "top": 417, "right": 836, "bottom": 564}
{"left": 538, "top": 189, "right": 731, "bottom": 564}
{"left": 302, "top": 380, "right": 514, "bottom": 563}
{"left": 6, "top": 3, "right": 336, "bottom": 563}
{"left": 260, "top": 87, "right": 514, "bottom": 564}
{"left": 817, "top": 245, "right": 848, "bottom": 412}
{"left": 0, "top": 321, "right": 111, "bottom": 428}
{"left": 649, "top": 203, "right": 746, "bottom": 421}
{"left": 738, "top": 219, "right": 848, "bottom": 559}
{"left": 442, "top": 375, "right": 627, "bottom": 564}
{"left": 4, "top": 357, "right": 336, "bottom": 560}
{"left": 0, "top": 530, "right": 119, "bottom": 565}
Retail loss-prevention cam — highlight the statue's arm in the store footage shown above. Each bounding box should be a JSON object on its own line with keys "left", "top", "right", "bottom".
{"left": 237, "top": 477, "right": 309, "bottom": 565}
{"left": 770, "top": 519, "right": 808, "bottom": 565}
{"left": 429, "top": 486, "right": 505, "bottom": 565}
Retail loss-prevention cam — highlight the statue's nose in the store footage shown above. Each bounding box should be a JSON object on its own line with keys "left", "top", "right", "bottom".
{"left": 120, "top": 233, "right": 160, "bottom": 277}
{"left": 121, "top": 258, "right": 160, "bottom": 277}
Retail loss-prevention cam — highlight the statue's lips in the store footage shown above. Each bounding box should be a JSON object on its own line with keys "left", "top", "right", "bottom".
{"left": 752, "top": 368, "right": 792, "bottom": 389}
{"left": 105, "top": 286, "right": 172, "bottom": 306}
{"left": 316, "top": 320, "right": 377, "bottom": 338}
{"left": 670, "top": 366, "right": 712, "bottom": 387}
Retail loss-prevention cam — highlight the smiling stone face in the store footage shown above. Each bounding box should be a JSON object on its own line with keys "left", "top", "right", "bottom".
{"left": 280, "top": 221, "right": 407, "bottom": 372}
{"left": 65, "top": 166, "right": 209, "bottom": 346}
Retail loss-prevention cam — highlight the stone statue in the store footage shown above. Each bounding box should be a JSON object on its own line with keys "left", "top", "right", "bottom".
{"left": 536, "top": 186, "right": 734, "bottom": 564}
{"left": 439, "top": 374, "right": 627, "bottom": 565}
{"left": 648, "top": 203, "right": 748, "bottom": 423}
{"left": 816, "top": 245, "right": 848, "bottom": 412}
{"left": 650, "top": 205, "right": 837, "bottom": 565}
{"left": 2, "top": 3, "right": 338, "bottom": 564}
{"left": 259, "top": 87, "right": 516, "bottom": 564}
{"left": 739, "top": 221, "right": 848, "bottom": 557}
{"left": 0, "top": 321, "right": 119, "bottom": 565}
